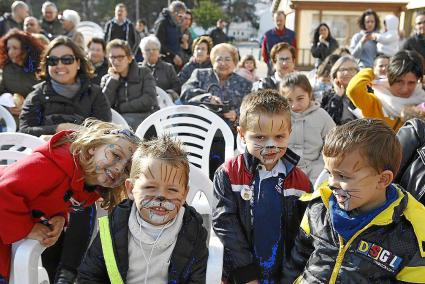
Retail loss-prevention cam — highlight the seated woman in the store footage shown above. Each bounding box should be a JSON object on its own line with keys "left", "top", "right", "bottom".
{"left": 139, "top": 35, "right": 180, "bottom": 100}
{"left": 347, "top": 50, "right": 425, "bottom": 131}
{"left": 18, "top": 35, "right": 112, "bottom": 284}
{"left": 0, "top": 29, "right": 45, "bottom": 121}
{"left": 181, "top": 42, "right": 252, "bottom": 125}
{"left": 178, "top": 35, "right": 213, "bottom": 85}
{"left": 253, "top": 42, "right": 296, "bottom": 90}
{"left": 321, "top": 56, "right": 360, "bottom": 125}
{"left": 101, "top": 39, "right": 158, "bottom": 130}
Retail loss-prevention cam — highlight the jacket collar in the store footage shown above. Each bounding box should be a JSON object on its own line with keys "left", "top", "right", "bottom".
{"left": 125, "top": 60, "right": 142, "bottom": 83}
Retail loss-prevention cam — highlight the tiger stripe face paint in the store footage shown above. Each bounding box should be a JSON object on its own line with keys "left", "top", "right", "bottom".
{"left": 239, "top": 113, "right": 291, "bottom": 171}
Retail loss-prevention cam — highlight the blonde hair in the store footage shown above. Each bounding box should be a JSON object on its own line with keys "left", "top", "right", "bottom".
{"left": 130, "top": 136, "right": 190, "bottom": 188}
{"left": 55, "top": 119, "right": 141, "bottom": 211}
{"left": 210, "top": 43, "right": 239, "bottom": 65}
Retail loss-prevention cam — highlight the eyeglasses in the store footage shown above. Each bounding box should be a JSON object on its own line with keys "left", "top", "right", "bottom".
{"left": 277, "top": 56, "right": 293, "bottom": 63}
{"left": 338, "top": 67, "right": 359, "bottom": 73}
{"left": 46, "top": 55, "right": 76, "bottom": 66}
{"left": 215, "top": 56, "right": 233, "bottom": 63}
{"left": 109, "top": 55, "right": 127, "bottom": 62}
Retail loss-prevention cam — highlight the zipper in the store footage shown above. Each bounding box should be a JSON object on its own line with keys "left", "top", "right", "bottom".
{"left": 124, "top": 81, "right": 128, "bottom": 102}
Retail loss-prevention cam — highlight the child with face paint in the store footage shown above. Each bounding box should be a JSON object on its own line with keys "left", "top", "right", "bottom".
{"left": 212, "top": 89, "right": 311, "bottom": 284}
{"left": 283, "top": 119, "right": 425, "bottom": 283}
{"left": 280, "top": 73, "right": 336, "bottom": 183}
{"left": 0, "top": 119, "right": 139, "bottom": 283}
{"left": 78, "top": 136, "right": 208, "bottom": 283}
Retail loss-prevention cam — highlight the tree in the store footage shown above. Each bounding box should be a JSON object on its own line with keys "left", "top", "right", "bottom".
{"left": 192, "top": 0, "right": 225, "bottom": 30}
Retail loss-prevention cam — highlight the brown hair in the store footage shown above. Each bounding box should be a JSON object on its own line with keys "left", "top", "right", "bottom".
{"left": 38, "top": 36, "right": 94, "bottom": 79}
{"left": 387, "top": 50, "right": 424, "bottom": 86}
{"left": 270, "top": 42, "right": 296, "bottom": 64}
{"left": 106, "top": 38, "right": 132, "bottom": 57}
{"left": 323, "top": 119, "right": 401, "bottom": 174}
{"left": 238, "top": 54, "right": 257, "bottom": 69}
{"left": 87, "top": 37, "right": 106, "bottom": 52}
{"left": 55, "top": 119, "right": 141, "bottom": 211}
{"left": 280, "top": 72, "right": 313, "bottom": 99}
{"left": 239, "top": 89, "right": 291, "bottom": 130}
{"left": 130, "top": 135, "right": 190, "bottom": 188}
{"left": 192, "top": 35, "right": 213, "bottom": 54}
{"left": 357, "top": 9, "right": 381, "bottom": 31}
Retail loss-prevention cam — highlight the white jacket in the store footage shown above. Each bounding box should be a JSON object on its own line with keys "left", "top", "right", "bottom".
{"left": 376, "top": 15, "right": 400, "bottom": 56}
{"left": 288, "top": 102, "right": 336, "bottom": 183}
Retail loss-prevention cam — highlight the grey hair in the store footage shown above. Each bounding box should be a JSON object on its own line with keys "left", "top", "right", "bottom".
{"left": 139, "top": 35, "right": 161, "bottom": 51}
{"left": 41, "top": 1, "right": 58, "bottom": 13}
{"left": 330, "top": 55, "right": 358, "bottom": 80}
{"left": 62, "top": 9, "right": 80, "bottom": 27}
{"left": 11, "top": 1, "right": 29, "bottom": 12}
{"left": 169, "top": 1, "right": 187, "bottom": 12}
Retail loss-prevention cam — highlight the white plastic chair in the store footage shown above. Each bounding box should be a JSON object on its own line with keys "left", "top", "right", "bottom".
{"left": 156, "top": 86, "right": 175, "bottom": 109}
{"left": 135, "top": 105, "right": 235, "bottom": 177}
{"left": 110, "top": 109, "right": 130, "bottom": 129}
{"left": 187, "top": 164, "right": 223, "bottom": 284}
{"left": 1, "top": 133, "right": 49, "bottom": 284}
{"left": 0, "top": 105, "right": 17, "bottom": 132}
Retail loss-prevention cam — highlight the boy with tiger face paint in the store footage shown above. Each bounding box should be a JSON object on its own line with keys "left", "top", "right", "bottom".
{"left": 78, "top": 136, "right": 208, "bottom": 283}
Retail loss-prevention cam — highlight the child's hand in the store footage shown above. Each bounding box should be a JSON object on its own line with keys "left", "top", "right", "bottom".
{"left": 26, "top": 223, "right": 51, "bottom": 243}
{"left": 42, "top": 216, "right": 65, "bottom": 247}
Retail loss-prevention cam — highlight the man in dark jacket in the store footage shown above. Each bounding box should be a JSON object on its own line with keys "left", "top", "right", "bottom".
{"left": 209, "top": 19, "right": 228, "bottom": 46}
{"left": 403, "top": 11, "right": 425, "bottom": 60}
{"left": 77, "top": 136, "right": 208, "bottom": 283}
{"left": 40, "top": 1, "right": 65, "bottom": 39}
{"left": 154, "top": 1, "right": 187, "bottom": 69}
{"left": 87, "top": 38, "right": 109, "bottom": 86}
{"left": 104, "top": 3, "right": 140, "bottom": 54}
{"left": 261, "top": 11, "right": 296, "bottom": 75}
{"left": 0, "top": 1, "right": 29, "bottom": 37}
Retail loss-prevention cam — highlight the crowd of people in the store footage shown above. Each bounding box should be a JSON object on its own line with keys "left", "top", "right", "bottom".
{"left": 0, "top": 0, "right": 425, "bottom": 283}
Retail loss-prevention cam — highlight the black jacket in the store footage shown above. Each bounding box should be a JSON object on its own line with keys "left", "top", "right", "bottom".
{"left": 141, "top": 59, "right": 181, "bottom": 94}
{"left": 40, "top": 18, "right": 65, "bottom": 39}
{"left": 77, "top": 199, "right": 209, "bottom": 283}
{"left": 395, "top": 118, "right": 425, "bottom": 205}
{"left": 92, "top": 59, "right": 109, "bottom": 86}
{"left": 0, "top": 13, "right": 21, "bottom": 37}
{"left": 402, "top": 34, "right": 425, "bottom": 62}
{"left": 0, "top": 61, "right": 40, "bottom": 98}
{"left": 19, "top": 76, "right": 111, "bottom": 136}
{"left": 310, "top": 37, "right": 339, "bottom": 68}
{"left": 103, "top": 19, "right": 140, "bottom": 54}
{"left": 154, "top": 9, "right": 182, "bottom": 64}
{"left": 209, "top": 27, "right": 228, "bottom": 46}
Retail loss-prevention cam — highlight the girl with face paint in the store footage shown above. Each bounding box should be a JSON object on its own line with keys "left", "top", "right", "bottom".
{"left": 0, "top": 119, "right": 140, "bottom": 283}
{"left": 78, "top": 136, "right": 209, "bottom": 283}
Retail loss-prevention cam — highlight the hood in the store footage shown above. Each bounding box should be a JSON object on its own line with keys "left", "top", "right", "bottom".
{"left": 384, "top": 15, "right": 399, "bottom": 32}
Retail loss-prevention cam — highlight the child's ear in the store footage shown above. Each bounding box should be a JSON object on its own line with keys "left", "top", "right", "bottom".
{"left": 125, "top": 178, "right": 135, "bottom": 200}
{"left": 378, "top": 170, "right": 393, "bottom": 189}
{"left": 237, "top": 126, "right": 245, "bottom": 143}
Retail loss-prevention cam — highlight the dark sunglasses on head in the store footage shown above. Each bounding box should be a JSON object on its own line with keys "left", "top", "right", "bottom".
{"left": 46, "top": 55, "right": 76, "bottom": 66}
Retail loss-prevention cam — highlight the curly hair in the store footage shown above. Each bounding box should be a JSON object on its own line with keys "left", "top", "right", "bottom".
{"left": 0, "top": 28, "right": 46, "bottom": 70}
{"left": 38, "top": 36, "right": 94, "bottom": 80}
{"left": 192, "top": 35, "right": 213, "bottom": 54}
{"left": 357, "top": 9, "right": 381, "bottom": 31}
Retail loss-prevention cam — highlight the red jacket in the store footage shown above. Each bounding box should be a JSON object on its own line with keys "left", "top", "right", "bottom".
{"left": 0, "top": 131, "right": 99, "bottom": 280}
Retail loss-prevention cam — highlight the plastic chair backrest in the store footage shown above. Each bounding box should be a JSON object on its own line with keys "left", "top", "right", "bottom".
{"left": 0, "top": 132, "right": 45, "bottom": 163}
{"left": 313, "top": 169, "right": 329, "bottom": 190}
{"left": 156, "top": 86, "right": 175, "bottom": 109}
{"left": 0, "top": 105, "right": 17, "bottom": 132}
{"left": 110, "top": 109, "right": 130, "bottom": 129}
{"left": 135, "top": 105, "right": 234, "bottom": 176}
{"left": 187, "top": 164, "right": 214, "bottom": 212}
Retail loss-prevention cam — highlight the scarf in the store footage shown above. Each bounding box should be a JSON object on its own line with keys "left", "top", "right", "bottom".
{"left": 329, "top": 185, "right": 398, "bottom": 241}
{"left": 51, "top": 78, "right": 81, "bottom": 99}
{"left": 372, "top": 79, "right": 425, "bottom": 118}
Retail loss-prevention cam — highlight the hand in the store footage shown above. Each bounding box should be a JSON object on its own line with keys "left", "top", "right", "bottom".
{"left": 332, "top": 78, "right": 345, "bottom": 97}
{"left": 223, "top": 110, "right": 237, "bottom": 122}
{"left": 361, "top": 33, "right": 374, "bottom": 44}
{"left": 319, "top": 35, "right": 326, "bottom": 44}
{"left": 41, "top": 216, "right": 65, "bottom": 247}
{"left": 173, "top": 55, "right": 183, "bottom": 67}
{"left": 26, "top": 223, "right": 51, "bottom": 243}
{"left": 209, "top": 95, "right": 222, "bottom": 105}
{"left": 56, "top": 123, "right": 81, "bottom": 132}
{"left": 245, "top": 280, "right": 259, "bottom": 284}
{"left": 8, "top": 106, "right": 22, "bottom": 116}
{"left": 108, "top": 67, "right": 120, "bottom": 80}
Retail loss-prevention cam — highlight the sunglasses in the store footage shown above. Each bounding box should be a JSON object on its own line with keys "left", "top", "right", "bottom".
{"left": 46, "top": 55, "right": 76, "bottom": 66}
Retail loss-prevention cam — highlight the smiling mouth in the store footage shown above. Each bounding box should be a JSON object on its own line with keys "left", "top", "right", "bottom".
{"left": 148, "top": 206, "right": 169, "bottom": 215}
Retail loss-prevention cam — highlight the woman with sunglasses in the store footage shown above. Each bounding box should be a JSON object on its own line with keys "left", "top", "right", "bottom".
{"left": 18, "top": 36, "right": 112, "bottom": 284}
{"left": 101, "top": 39, "right": 158, "bottom": 130}
{"left": 0, "top": 29, "right": 45, "bottom": 121}
{"left": 19, "top": 36, "right": 111, "bottom": 136}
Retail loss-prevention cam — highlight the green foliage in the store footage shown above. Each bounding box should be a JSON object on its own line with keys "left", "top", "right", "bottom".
{"left": 192, "top": 0, "right": 225, "bottom": 30}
